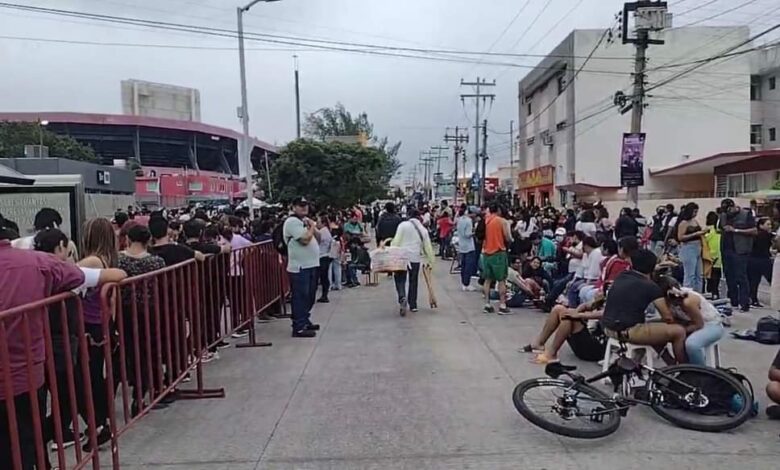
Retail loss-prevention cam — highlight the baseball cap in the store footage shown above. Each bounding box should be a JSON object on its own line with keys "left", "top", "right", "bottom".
{"left": 555, "top": 227, "right": 566, "bottom": 236}
{"left": 292, "top": 196, "right": 309, "bottom": 207}
{"left": 720, "top": 198, "right": 735, "bottom": 208}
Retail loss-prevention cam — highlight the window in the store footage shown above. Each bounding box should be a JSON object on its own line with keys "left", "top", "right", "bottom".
{"left": 717, "top": 173, "right": 759, "bottom": 197}
{"left": 751, "top": 124, "right": 763, "bottom": 145}
{"left": 771, "top": 127, "right": 777, "bottom": 142}
{"left": 751, "top": 75, "right": 762, "bottom": 101}
{"left": 145, "top": 181, "right": 159, "bottom": 193}
{"left": 556, "top": 120, "right": 567, "bottom": 131}
{"left": 744, "top": 173, "right": 758, "bottom": 193}
{"left": 770, "top": 76, "right": 776, "bottom": 90}
{"left": 526, "top": 136, "right": 535, "bottom": 146}
{"left": 188, "top": 181, "right": 203, "bottom": 191}
{"left": 557, "top": 75, "right": 566, "bottom": 95}
{"left": 527, "top": 102, "right": 532, "bottom": 116}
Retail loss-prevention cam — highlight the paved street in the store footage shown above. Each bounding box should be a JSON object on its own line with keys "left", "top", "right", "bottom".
{"left": 116, "top": 263, "right": 780, "bottom": 470}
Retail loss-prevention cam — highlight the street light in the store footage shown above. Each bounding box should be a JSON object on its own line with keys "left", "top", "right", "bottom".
{"left": 39, "top": 119, "right": 49, "bottom": 148}
{"left": 237, "top": 0, "right": 281, "bottom": 218}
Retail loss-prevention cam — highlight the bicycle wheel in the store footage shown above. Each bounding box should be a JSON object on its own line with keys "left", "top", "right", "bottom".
{"left": 649, "top": 364, "right": 751, "bottom": 432}
{"left": 512, "top": 378, "right": 621, "bottom": 439}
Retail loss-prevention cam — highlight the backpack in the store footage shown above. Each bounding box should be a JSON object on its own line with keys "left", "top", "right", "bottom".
{"left": 272, "top": 218, "right": 288, "bottom": 256}
{"left": 755, "top": 316, "right": 780, "bottom": 345}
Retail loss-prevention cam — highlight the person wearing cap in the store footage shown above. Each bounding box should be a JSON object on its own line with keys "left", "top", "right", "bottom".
{"left": 456, "top": 204, "right": 477, "bottom": 291}
{"left": 718, "top": 198, "right": 757, "bottom": 312}
{"left": 283, "top": 197, "right": 322, "bottom": 337}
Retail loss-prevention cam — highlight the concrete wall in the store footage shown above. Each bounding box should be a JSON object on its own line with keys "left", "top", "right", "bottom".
{"left": 0, "top": 158, "right": 135, "bottom": 193}
{"left": 572, "top": 27, "right": 751, "bottom": 195}
{"left": 84, "top": 193, "right": 136, "bottom": 219}
{"left": 750, "top": 45, "right": 780, "bottom": 150}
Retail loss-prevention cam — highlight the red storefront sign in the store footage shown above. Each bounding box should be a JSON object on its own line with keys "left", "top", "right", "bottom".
{"left": 518, "top": 165, "right": 554, "bottom": 189}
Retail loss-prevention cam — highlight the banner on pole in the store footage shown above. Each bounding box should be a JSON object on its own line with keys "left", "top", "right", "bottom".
{"left": 620, "top": 132, "right": 645, "bottom": 187}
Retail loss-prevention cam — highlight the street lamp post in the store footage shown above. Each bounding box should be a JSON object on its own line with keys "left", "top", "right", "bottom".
{"left": 237, "top": 0, "right": 280, "bottom": 219}
{"left": 39, "top": 120, "right": 49, "bottom": 149}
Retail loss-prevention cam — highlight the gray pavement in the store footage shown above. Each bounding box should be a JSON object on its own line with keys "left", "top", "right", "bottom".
{"left": 114, "top": 263, "right": 780, "bottom": 470}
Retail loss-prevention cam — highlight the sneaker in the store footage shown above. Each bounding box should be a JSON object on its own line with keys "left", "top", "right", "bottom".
{"left": 305, "top": 323, "right": 321, "bottom": 331}
{"left": 82, "top": 425, "right": 111, "bottom": 452}
{"left": 292, "top": 329, "right": 317, "bottom": 338}
{"left": 51, "top": 430, "right": 85, "bottom": 451}
{"left": 216, "top": 340, "right": 231, "bottom": 349}
{"left": 201, "top": 351, "right": 218, "bottom": 363}
{"left": 739, "top": 306, "right": 751, "bottom": 313}
{"left": 182, "top": 372, "right": 192, "bottom": 383}
{"left": 231, "top": 330, "right": 249, "bottom": 339}
{"left": 410, "top": 308, "right": 419, "bottom": 313}
{"left": 317, "top": 297, "right": 330, "bottom": 303}
{"left": 498, "top": 306, "right": 513, "bottom": 315}
{"left": 751, "top": 301, "right": 763, "bottom": 308}
{"left": 483, "top": 304, "right": 495, "bottom": 314}
{"left": 462, "top": 285, "right": 477, "bottom": 292}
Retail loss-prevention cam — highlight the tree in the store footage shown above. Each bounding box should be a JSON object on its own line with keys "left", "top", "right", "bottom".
{"left": 303, "top": 103, "right": 401, "bottom": 159}
{"left": 0, "top": 122, "right": 96, "bottom": 162}
{"left": 272, "top": 139, "right": 400, "bottom": 207}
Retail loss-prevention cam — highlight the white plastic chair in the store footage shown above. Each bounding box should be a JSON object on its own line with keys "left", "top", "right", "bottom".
{"left": 601, "top": 337, "right": 656, "bottom": 384}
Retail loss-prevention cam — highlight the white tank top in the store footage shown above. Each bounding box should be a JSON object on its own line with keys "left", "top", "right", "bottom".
{"left": 676, "top": 288, "right": 721, "bottom": 324}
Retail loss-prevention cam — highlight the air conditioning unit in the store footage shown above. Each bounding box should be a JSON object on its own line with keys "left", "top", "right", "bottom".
{"left": 24, "top": 145, "right": 49, "bottom": 158}
{"left": 541, "top": 131, "right": 554, "bottom": 147}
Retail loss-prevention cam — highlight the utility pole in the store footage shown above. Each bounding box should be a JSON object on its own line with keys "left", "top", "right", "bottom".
{"left": 509, "top": 120, "right": 515, "bottom": 200}
{"left": 430, "top": 145, "right": 449, "bottom": 201}
{"left": 444, "top": 127, "right": 469, "bottom": 204}
{"left": 294, "top": 55, "right": 301, "bottom": 139}
{"left": 460, "top": 77, "right": 496, "bottom": 178}
{"left": 479, "top": 119, "right": 489, "bottom": 205}
{"left": 617, "top": 1, "right": 670, "bottom": 207}
{"left": 419, "top": 150, "right": 436, "bottom": 202}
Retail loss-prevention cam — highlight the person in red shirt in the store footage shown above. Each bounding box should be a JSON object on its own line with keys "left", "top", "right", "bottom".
{"left": 436, "top": 213, "right": 455, "bottom": 260}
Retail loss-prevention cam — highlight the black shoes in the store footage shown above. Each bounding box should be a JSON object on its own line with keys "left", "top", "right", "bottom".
{"left": 305, "top": 323, "right": 320, "bottom": 331}
{"left": 82, "top": 425, "right": 111, "bottom": 452}
{"left": 292, "top": 329, "right": 317, "bottom": 338}
{"left": 751, "top": 301, "right": 763, "bottom": 308}
{"left": 317, "top": 297, "right": 330, "bottom": 303}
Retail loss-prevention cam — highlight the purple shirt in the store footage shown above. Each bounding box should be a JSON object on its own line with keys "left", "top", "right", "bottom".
{"left": 226, "top": 234, "right": 252, "bottom": 276}
{"left": 0, "top": 241, "right": 85, "bottom": 399}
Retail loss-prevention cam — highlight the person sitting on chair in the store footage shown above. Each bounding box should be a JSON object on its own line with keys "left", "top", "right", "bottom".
{"left": 522, "top": 294, "right": 608, "bottom": 365}
{"left": 601, "top": 249, "right": 688, "bottom": 363}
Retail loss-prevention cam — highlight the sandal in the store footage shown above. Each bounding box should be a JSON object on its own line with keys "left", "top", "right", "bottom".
{"left": 530, "top": 353, "right": 558, "bottom": 365}
{"left": 520, "top": 344, "right": 544, "bottom": 354}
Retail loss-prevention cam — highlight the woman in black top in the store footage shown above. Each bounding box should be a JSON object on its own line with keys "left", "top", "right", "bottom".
{"left": 748, "top": 217, "right": 773, "bottom": 307}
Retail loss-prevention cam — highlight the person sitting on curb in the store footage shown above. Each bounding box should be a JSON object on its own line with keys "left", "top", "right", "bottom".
{"left": 522, "top": 295, "right": 607, "bottom": 365}
{"left": 767, "top": 348, "right": 780, "bottom": 420}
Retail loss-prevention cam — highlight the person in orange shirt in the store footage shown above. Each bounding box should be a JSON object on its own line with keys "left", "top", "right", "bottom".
{"left": 482, "top": 203, "right": 513, "bottom": 314}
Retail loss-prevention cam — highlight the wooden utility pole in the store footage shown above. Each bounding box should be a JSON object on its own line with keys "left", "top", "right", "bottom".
{"left": 460, "top": 77, "right": 496, "bottom": 178}
{"left": 479, "top": 119, "right": 488, "bottom": 205}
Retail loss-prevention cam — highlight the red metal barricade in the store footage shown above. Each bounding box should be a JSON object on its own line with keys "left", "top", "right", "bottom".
{"left": 0, "top": 292, "right": 100, "bottom": 470}
{"left": 0, "top": 241, "right": 286, "bottom": 469}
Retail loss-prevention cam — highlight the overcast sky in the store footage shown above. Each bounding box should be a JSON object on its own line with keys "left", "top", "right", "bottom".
{"left": 0, "top": 0, "right": 775, "bottom": 182}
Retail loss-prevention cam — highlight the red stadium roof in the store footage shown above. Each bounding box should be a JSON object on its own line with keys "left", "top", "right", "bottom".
{"left": 0, "top": 112, "right": 278, "bottom": 153}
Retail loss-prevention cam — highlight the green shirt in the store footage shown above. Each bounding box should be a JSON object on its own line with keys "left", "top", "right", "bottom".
{"left": 344, "top": 221, "right": 364, "bottom": 235}
{"left": 283, "top": 216, "right": 320, "bottom": 273}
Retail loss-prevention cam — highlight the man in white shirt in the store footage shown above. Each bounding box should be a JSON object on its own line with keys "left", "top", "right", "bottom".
{"left": 282, "top": 197, "right": 322, "bottom": 338}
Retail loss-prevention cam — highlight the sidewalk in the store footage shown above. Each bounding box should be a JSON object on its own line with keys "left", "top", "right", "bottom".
{"left": 114, "top": 263, "right": 780, "bottom": 469}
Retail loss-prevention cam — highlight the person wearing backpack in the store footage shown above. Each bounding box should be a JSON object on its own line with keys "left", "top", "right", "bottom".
{"left": 282, "top": 197, "right": 322, "bottom": 338}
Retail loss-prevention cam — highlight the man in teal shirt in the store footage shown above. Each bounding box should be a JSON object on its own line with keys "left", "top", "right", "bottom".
{"left": 531, "top": 232, "right": 556, "bottom": 262}
{"left": 343, "top": 212, "right": 364, "bottom": 238}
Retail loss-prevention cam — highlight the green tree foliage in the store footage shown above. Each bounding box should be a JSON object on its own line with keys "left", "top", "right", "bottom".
{"left": 0, "top": 121, "right": 96, "bottom": 162}
{"left": 272, "top": 139, "right": 401, "bottom": 207}
{"left": 303, "top": 103, "right": 402, "bottom": 159}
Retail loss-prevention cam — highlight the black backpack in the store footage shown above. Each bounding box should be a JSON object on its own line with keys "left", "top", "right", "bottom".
{"left": 755, "top": 316, "right": 780, "bottom": 345}
{"left": 272, "top": 218, "right": 288, "bottom": 256}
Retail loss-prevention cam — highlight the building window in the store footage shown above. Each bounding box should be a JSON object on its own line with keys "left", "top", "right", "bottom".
{"left": 527, "top": 102, "right": 532, "bottom": 116}
{"left": 751, "top": 75, "right": 762, "bottom": 100}
{"left": 744, "top": 173, "right": 758, "bottom": 193}
{"left": 771, "top": 127, "right": 777, "bottom": 142}
{"left": 188, "top": 181, "right": 203, "bottom": 191}
{"left": 146, "top": 181, "right": 159, "bottom": 193}
{"left": 770, "top": 76, "right": 776, "bottom": 90}
{"left": 717, "top": 173, "right": 759, "bottom": 198}
{"left": 556, "top": 120, "right": 567, "bottom": 131}
{"left": 557, "top": 75, "right": 565, "bottom": 95}
{"left": 751, "top": 124, "right": 763, "bottom": 145}
{"left": 526, "top": 136, "right": 535, "bottom": 146}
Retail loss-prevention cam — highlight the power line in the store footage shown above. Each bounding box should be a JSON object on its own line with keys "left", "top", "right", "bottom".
{"left": 680, "top": 0, "right": 762, "bottom": 27}
{"left": 495, "top": 0, "right": 556, "bottom": 79}
{"left": 471, "top": 0, "right": 532, "bottom": 67}
{"left": 675, "top": 0, "right": 723, "bottom": 17}
{"left": 525, "top": 0, "right": 586, "bottom": 54}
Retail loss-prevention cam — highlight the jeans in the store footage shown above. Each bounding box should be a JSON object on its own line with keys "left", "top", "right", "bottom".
{"left": 748, "top": 256, "right": 773, "bottom": 303}
{"left": 679, "top": 242, "right": 702, "bottom": 292}
{"left": 1, "top": 387, "right": 48, "bottom": 470}
{"left": 345, "top": 264, "right": 359, "bottom": 285}
{"left": 650, "top": 240, "right": 665, "bottom": 257}
{"left": 686, "top": 322, "right": 724, "bottom": 366}
{"left": 723, "top": 251, "right": 750, "bottom": 309}
{"left": 318, "top": 257, "right": 332, "bottom": 299}
{"left": 566, "top": 278, "right": 586, "bottom": 308}
{"left": 394, "top": 262, "right": 421, "bottom": 309}
{"left": 439, "top": 235, "right": 451, "bottom": 258}
{"left": 579, "top": 284, "right": 599, "bottom": 305}
{"left": 289, "top": 267, "right": 318, "bottom": 332}
{"left": 459, "top": 251, "right": 477, "bottom": 287}
{"left": 545, "top": 272, "right": 574, "bottom": 311}
{"left": 329, "top": 261, "right": 342, "bottom": 290}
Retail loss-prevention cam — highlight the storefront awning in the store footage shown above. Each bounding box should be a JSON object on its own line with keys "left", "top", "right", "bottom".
{"left": 650, "top": 149, "right": 780, "bottom": 176}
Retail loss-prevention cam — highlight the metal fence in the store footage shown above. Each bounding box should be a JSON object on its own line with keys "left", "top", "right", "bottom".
{"left": 0, "top": 241, "right": 285, "bottom": 469}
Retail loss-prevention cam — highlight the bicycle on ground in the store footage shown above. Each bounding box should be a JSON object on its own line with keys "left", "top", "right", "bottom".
{"left": 512, "top": 338, "right": 752, "bottom": 439}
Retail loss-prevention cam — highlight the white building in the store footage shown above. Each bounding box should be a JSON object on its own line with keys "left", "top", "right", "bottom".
{"left": 121, "top": 79, "right": 201, "bottom": 122}
{"left": 516, "top": 26, "right": 758, "bottom": 212}
{"left": 750, "top": 46, "right": 780, "bottom": 150}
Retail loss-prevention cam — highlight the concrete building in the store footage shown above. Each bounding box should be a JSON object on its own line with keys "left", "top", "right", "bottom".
{"left": 515, "top": 26, "right": 761, "bottom": 212}
{"left": 750, "top": 46, "right": 780, "bottom": 151}
{"left": 121, "top": 79, "right": 201, "bottom": 122}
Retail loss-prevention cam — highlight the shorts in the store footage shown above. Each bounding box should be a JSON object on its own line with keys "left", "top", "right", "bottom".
{"left": 567, "top": 326, "right": 606, "bottom": 362}
{"left": 482, "top": 251, "right": 508, "bottom": 282}
{"left": 605, "top": 323, "right": 672, "bottom": 345}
